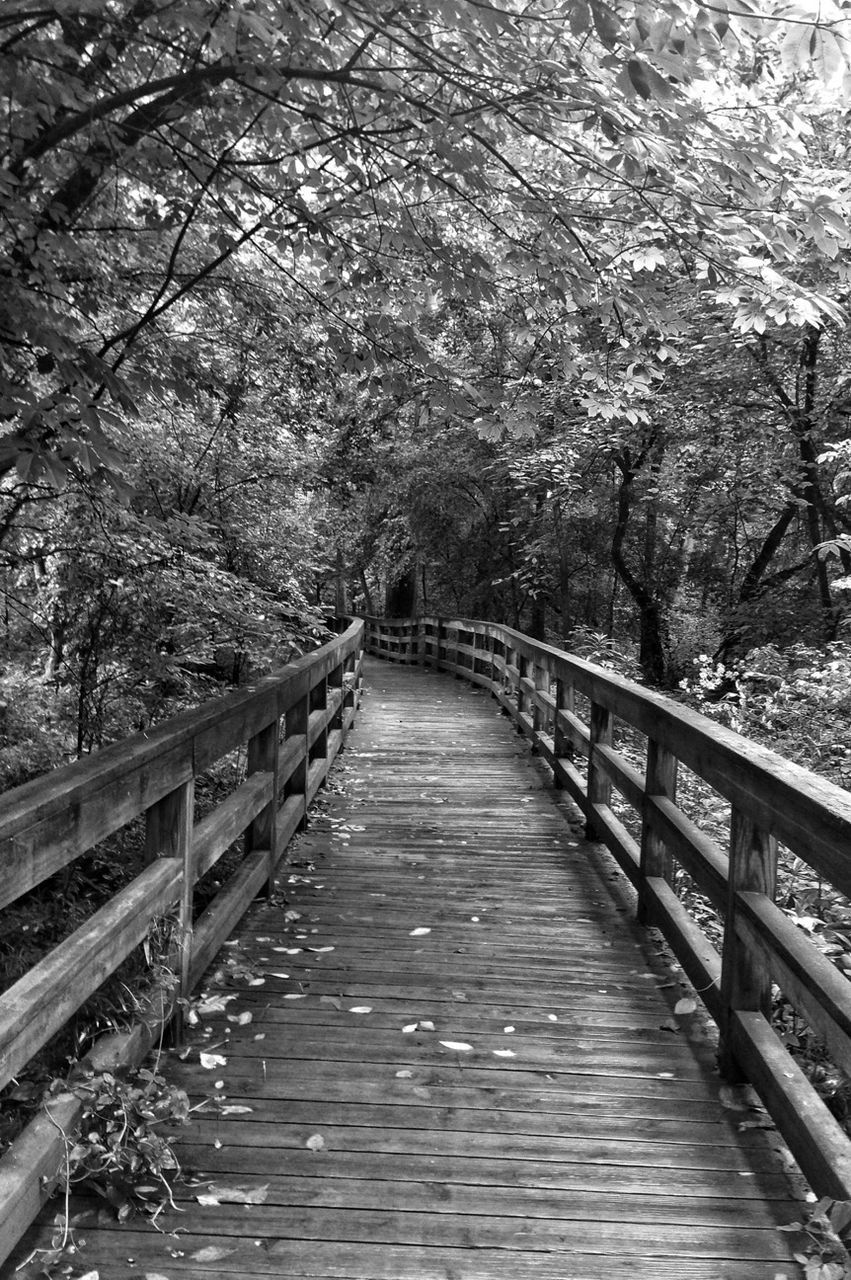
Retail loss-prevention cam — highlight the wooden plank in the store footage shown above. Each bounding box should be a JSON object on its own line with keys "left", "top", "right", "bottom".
{"left": 0, "top": 859, "right": 181, "bottom": 1092}
{"left": 737, "top": 890, "right": 851, "bottom": 1077}
{"left": 644, "top": 796, "right": 728, "bottom": 909}
{"left": 4, "top": 657, "right": 805, "bottom": 1280}
{"left": 194, "top": 772, "right": 274, "bottom": 878}
{"left": 0, "top": 622, "right": 363, "bottom": 908}
{"left": 729, "top": 1009, "right": 851, "bottom": 1199}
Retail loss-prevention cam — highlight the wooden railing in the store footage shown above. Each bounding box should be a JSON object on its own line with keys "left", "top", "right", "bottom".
{"left": 364, "top": 614, "right": 851, "bottom": 1199}
{"left": 0, "top": 619, "right": 363, "bottom": 1264}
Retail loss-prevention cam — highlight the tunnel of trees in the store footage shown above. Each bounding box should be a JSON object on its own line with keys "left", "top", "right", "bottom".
{"left": 0, "top": 0, "right": 849, "bottom": 771}
{"left": 5, "top": 3, "right": 851, "bottom": 1220}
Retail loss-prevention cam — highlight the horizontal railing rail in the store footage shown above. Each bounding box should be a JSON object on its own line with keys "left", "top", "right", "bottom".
{"left": 0, "top": 618, "right": 364, "bottom": 1264}
{"left": 364, "top": 613, "right": 851, "bottom": 1199}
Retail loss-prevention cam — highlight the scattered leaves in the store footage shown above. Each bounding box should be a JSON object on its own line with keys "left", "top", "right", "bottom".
{"left": 199, "top": 1052, "right": 227, "bottom": 1069}
{"left": 197, "top": 1183, "right": 269, "bottom": 1205}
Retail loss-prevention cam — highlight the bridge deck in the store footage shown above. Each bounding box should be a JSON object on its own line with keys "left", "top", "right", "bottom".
{"left": 9, "top": 660, "right": 805, "bottom": 1279}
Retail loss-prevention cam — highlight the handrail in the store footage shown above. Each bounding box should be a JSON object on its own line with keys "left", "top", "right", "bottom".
{"left": 0, "top": 618, "right": 364, "bottom": 1264}
{"left": 363, "top": 613, "right": 851, "bottom": 1199}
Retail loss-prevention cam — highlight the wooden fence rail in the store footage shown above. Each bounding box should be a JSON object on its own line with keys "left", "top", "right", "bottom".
{"left": 364, "top": 613, "right": 851, "bottom": 1200}
{"left": 0, "top": 619, "right": 363, "bottom": 1265}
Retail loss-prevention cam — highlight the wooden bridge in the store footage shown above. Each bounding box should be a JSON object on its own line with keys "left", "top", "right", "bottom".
{"left": 3, "top": 616, "right": 851, "bottom": 1277}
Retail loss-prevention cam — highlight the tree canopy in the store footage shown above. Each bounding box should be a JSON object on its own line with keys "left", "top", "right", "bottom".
{"left": 1, "top": 0, "right": 851, "bottom": 760}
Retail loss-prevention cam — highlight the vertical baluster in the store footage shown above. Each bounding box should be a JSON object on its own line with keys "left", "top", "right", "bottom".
{"left": 585, "top": 701, "right": 613, "bottom": 839}
{"left": 719, "top": 808, "right": 777, "bottom": 1078}
{"left": 145, "top": 777, "right": 195, "bottom": 1032}
{"left": 247, "top": 718, "right": 280, "bottom": 897}
{"left": 637, "top": 740, "right": 677, "bottom": 925}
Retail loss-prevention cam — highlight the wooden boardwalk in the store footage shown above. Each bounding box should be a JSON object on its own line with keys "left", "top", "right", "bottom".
{"left": 8, "top": 659, "right": 806, "bottom": 1279}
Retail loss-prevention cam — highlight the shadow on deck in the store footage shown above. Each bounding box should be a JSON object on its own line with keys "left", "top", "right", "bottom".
{"left": 5, "top": 659, "right": 806, "bottom": 1280}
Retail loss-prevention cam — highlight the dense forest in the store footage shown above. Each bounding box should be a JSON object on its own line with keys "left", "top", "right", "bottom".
{"left": 1, "top": 0, "right": 850, "bottom": 772}
{"left": 4, "top": 6, "right": 851, "bottom": 1268}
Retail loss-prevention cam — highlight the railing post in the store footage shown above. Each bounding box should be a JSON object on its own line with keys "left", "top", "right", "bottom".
{"left": 516, "top": 652, "right": 528, "bottom": 724}
{"left": 553, "top": 675, "right": 574, "bottom": 788}
{"left": 285, "top": 687, "right": 309, "bottom": 830}
{"left": 145, "top": 777, "right": 195, "bottom": 1031}
{"left": 485, "top": 630, "right": 496, "bottom": 686}
{"left": 719, "top": 808, "right": 777, "bottom": 1078}
{"left": 585, "top": 700, "right": 612, "bottom": 839}
{"left": 637, "top": 740, "right": 677, "bottom": 925}
{"left": 532, "top": 659, "right": 547, "bottom": 746}
{"left": 343, "top": 647, "right": 359, "bottom": 719}
{"left": 247, "top": 717, "right": 279, "bottom": 896}
{"left": 310, "top": 672, "right": 329, "bottom": 765}
{"left": 328, "top": 659, "right": 344, "bottom": 733}
{"left": 435, "top": 617, "right": 444, "bottom": 671}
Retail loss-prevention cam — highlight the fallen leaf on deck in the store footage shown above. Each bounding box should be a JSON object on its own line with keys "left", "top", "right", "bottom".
{"left": 228, "top": 1011, "right": 253, "bottom": 1025}
{"left": 194, "top": 994, "right": 237, "bottom": 1017}
{"left": 77, "top": 1272, "right": 100, "bottom": 1280}
{"left": 307, "top": 946, "right": 335, "bottom": 953}
{"left": 306, "top": 1134, "right": 326, "bottom": 1151}
{"left": 247, "top": 977, "right": 266, "bottom": 987}
{"left": 547, "top": 1014, "right": 558, "bottom": 1022}
{"left": 349, "top": 1006, "right": 373, "bottom": 1013}
{"left": 320, "top": 996, "right": 342, "bottom": 1009}
{"left": 220, "top": 1104, "right": 253, "bottom": 1114}
{"left": 402, "top": 1023, "right": 418, "bottom": 1033}
{"left": 395, "top": 1070, "right": 413, "bottom": 1078}
{"left": 199, "top": 1053, "right": 227, "bottom": 1069}
{"left": 493, "top": 1049, "right": 516, "bottom": 1057}
{"left": 674, "top": 997, "right": 697, "bottom": 1016}
{"left": 253, "top": 1033, "right": 266, "bottom": 1041}
{"left": 144, "top": 1273, "right": 170, "bottom": 1280}
{"left": 284, "top": 993, "right": 307, "bottom": 1000}
{"left": 197, "top": 1183, "right": 269, "bottom": 1205}
{"left": 419, "top": 1020, "right": 436, "bottom": 1031}
{"left": 409, "top": 928, "right": 431, "bottom": 936}
{"left": 503, "top": 1026, "right": 515, "bottom": 1033}
{"left": 270, "top": 972, "right": 291, "bottom": 979}
{"left": 190, "top": 1246, "right": 234, "bottom": 1262}
{"left": 440, "top": 1040, "right": 472, "bottom": 1052}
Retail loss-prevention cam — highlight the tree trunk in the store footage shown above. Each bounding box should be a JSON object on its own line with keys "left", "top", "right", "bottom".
{"left": 386, "top": 566, "right": 416, "bottom": 617}
{"left": 611, "top": 448, "right": 669, "bottom": 686}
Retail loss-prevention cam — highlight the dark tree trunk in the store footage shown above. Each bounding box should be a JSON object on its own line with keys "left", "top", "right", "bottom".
{"left": 386, "top": 566, "right": 416, "bottom": 617}
{"left": 610, "top": 446, "right": 669, "bottom": 686}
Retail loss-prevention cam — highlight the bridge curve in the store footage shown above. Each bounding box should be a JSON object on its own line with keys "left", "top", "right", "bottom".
{"left": 6, "top": 658, "right": 804, "bottom": 1278}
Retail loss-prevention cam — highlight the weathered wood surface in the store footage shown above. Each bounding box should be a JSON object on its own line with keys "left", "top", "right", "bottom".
{"left": 6, "top": 660, "right": 806, "bottom": 1279}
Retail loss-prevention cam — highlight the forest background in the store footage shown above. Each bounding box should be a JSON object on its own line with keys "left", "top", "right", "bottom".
{"left": 3, "top": 0, "right": 851, "bottom": 1129}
